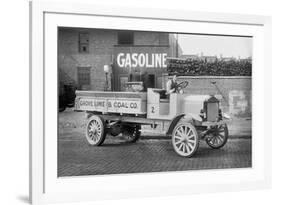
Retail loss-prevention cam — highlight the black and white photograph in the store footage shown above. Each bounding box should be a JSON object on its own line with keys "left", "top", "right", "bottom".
{"left": 57, "top": 28, "right": 252, "bottom": 177}
{"left": 1, "top": 0, "right": 276, "bottom": 204}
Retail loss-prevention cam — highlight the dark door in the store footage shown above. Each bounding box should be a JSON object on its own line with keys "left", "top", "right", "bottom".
{"left": 146, "top": 74, "right": 155, "bottom": 88}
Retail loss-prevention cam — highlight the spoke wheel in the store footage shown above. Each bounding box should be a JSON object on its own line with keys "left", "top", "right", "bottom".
{"left": 172, "top": 123, "right": 199, "bottom": 157}
{"left": 122, "top": 125, "right": 141, "bottom": 143}
{"left": 206, "top": 124, "right": 228, "bottom": 149}
{"left": 85, "top": 115, "right": 106, "bottom": 146}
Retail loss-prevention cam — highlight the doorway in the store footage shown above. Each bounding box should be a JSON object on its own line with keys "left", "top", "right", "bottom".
{"left": 146, "top": 74, "right": 155, "bottom": 89}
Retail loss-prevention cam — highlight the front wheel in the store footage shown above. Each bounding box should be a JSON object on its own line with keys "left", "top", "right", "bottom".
{"left": 205, "top": 124, "right": 228, "bottom": 149}
{"left": 85, "top": 115, "right": 106, "bottom": 146}
{"left": 172, "top": 122, "right": 199, "bottom": 157}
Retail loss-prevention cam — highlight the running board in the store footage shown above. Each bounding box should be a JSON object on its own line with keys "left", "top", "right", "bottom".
{"left": 140, "top": 129, "right": 167, "bottom": 135}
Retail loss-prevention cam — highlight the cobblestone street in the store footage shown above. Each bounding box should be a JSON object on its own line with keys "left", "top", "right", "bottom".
{"left": 58, "top": 109, "right": 252, "bottom": 177}
{"left": 58, "top": 129, "right": 251, "bottom": 177}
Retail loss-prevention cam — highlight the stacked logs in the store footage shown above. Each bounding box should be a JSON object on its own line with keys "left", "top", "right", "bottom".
{"left": 166, "top": 58, "right": 252, "bottom": 76}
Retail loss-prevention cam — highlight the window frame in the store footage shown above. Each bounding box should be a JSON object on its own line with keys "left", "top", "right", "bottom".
{"left": 78, "top": 32, "right": 90, "bottom": 53}
{"left": 117, "top": 31, "right": 134, "bottom": 45}
{"left": 77, "top": 67, "right": 91, "bottom": 89}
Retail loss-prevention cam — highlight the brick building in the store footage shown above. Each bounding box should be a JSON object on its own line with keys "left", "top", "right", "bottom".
{"left": 58, "top": 28, "right": 251, "bottom": 117}
{"left": 58, "top": 27, "right": 182, "bottom": 91}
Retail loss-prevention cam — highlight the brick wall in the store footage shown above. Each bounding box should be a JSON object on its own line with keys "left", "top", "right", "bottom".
{"left": 58, "top": 28, "right": 116, "bottom": 91}
{"left": 164, "top": 75, "right": 252, "bottom": 117}
{"left": 58, "top": 28, "right": 176, "bottom": 91}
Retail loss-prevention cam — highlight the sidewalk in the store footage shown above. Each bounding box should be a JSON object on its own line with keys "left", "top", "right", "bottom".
{"left": 228, "top": 117, "right": 251, "bottom": 138}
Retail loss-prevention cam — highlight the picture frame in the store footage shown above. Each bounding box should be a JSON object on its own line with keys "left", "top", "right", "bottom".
{"left": 30, "top": 1, "right": 272, "bottom": 204}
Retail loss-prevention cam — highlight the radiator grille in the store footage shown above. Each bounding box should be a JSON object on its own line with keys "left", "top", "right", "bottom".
{"left": 207, "top": 102, "right": 219, "bottom": 122}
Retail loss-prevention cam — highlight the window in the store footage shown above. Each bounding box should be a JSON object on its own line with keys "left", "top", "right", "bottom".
{"left": 77, "top": 67, "right": 91, "bottom": 89}
{"left": 118, "top": 31, "right": 134, "bottom": 45}
{"left": 79, "top": 33, "right": 89, "bottom": 53}
{"left": 158, "top": 33, "right": 169, "bottom": 45}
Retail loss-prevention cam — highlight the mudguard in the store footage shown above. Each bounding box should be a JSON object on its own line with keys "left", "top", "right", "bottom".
{"left": 166, "top": 114, "right": 202, "bottom": 135}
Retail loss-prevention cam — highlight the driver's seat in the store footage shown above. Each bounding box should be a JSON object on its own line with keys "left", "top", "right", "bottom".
{"left": 152, "top": 89, "right": 168, "bottom": 100}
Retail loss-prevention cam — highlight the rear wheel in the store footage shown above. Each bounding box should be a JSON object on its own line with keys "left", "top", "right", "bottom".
{"left": 85, "top": 115, "right": 106, "bottom": 146}
{"left": 172, "top": 122, "right": 199, "bottom": 157}
{"left": 205, "top": 124, "right": 228, "bottom": 149}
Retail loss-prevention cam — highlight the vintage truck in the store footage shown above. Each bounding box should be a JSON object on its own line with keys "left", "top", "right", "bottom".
{"left": 74, "top": 81, "right": 230, "bottom": 157}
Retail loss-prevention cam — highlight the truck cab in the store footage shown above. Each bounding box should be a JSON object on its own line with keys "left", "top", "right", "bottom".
{"left": 146, "top": 88, "right": 223, "bottom": 123}
{"left": 147, "top": 88, "right": 185, "bottom": 120}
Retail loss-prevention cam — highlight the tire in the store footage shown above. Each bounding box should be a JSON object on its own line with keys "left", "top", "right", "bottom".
{"left": 59, "top": 106, "right": 66, "bottom": 112}
{"left": 122, "top": 125, "right": 141, "bottom": 143}
{"left": 85, "top": 115, "right": 106, "bottom": 146}
{"left": 205, "top": 124, "right": 228, "bottom": 149}
{"left": 59, "top": 95, "right": 66, "bottom": 112}
{"left": 66, "top": 102, "right": 75, "bottom": 107}
{"left": 172, "top": 122, "right": 199, "bottom": 157}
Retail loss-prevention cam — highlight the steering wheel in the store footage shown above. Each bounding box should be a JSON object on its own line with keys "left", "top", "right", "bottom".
{"left": 175, "top": 81, "right": 189, "bottom": 93}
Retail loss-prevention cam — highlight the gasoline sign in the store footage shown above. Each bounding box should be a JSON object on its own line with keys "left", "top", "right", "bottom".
{"left": 116, "top": 53, "right": 167, "bottom": 68}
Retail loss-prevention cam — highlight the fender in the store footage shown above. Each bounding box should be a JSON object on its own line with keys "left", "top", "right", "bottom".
{"left": 166, "top": 114, "right": 202, "bottom": 136}
{"left": 166, "top": 114, "right": 185, "bottom": 136}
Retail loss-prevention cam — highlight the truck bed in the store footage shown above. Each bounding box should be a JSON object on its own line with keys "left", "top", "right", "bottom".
{"left": 75, "top": 91, "right": 147, "bottom": 115}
